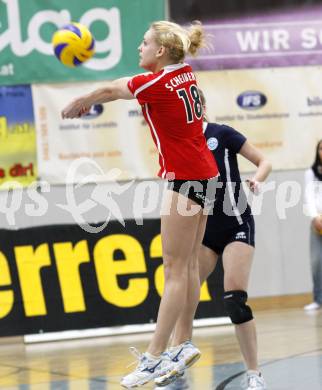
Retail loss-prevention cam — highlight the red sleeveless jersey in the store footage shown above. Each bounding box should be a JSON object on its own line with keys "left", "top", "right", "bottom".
{"left": 127, "top": 63, "right": 218, "bottom": 180}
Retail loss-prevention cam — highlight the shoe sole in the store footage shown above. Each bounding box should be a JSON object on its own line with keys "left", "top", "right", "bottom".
{"left": 121, "top": 374, "right": 156, "bottom": 388}
{"left": 183, "top": 351, "right": 201, "bottom": 370}
{"left": 121, "top": 366, "right": 176, "bottom": 389}
{"left": 154, "top": 369, "right": 182, "bottom": 387}
{"left": 121, "top": 381, "right": 145, "bottom": 388}
{"left": 155, "top": 351, "right": 201, "bottom": 387}
{"left": 121, "top": 378, "right": 151, "bottom": 388}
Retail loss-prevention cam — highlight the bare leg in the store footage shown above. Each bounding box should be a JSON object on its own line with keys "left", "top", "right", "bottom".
{"left": 223, "top": 242, "right": 258, "bottom": 371}
{"left": 171, "top": 244, "right": 219, "bottom": 346}
{"left": 171, "top": 238, "right": 259, "bottom": 371}
{"left": 147, "top": 190, "right": 204, "bottom": 356}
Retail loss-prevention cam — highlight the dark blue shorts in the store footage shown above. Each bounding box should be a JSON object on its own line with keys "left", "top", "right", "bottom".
{"left": 202, "top": 216, "right": 255, "bottom": 255}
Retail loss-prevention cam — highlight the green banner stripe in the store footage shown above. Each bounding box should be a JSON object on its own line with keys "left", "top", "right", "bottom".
{"left": 0, "top": 0, "right": 165, "bottom": 85}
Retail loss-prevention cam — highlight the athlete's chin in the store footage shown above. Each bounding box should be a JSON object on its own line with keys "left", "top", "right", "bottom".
{"left": 139, "top": 59, "right": 146, "bottom": 68}
{"left": 140, "top": 62, "right": 154, "bottom": 72}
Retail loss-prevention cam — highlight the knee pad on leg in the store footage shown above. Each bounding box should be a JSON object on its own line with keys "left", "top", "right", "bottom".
{"left": 223, "top": 290, "right": 253, "bottom": 324}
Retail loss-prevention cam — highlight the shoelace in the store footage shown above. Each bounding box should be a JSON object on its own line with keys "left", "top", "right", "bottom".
{"left": 127, "top": 347, "right": 144, "bottom": 369}
{"left": 248, "top": 374, "right": 263, "bottom": 388}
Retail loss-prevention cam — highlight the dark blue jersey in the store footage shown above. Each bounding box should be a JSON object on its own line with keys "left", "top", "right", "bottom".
{"left": 204, "top": 122, "right": 252, "bottom": 231}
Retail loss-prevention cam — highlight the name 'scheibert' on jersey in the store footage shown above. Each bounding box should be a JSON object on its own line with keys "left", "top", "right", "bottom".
{"left": 165, "top": 71, "right": 196, "bottom": 91}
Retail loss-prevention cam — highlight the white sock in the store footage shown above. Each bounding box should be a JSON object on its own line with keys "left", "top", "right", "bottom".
{"left": 169, "top": 344, "right": 181, "bottom": 352}
{"left": 247, "top": 369, "right": 261, "bottom": 376}
{"left": 169, "top": 340, "right": 189, "bottom": 351}
{"left": 145, "top": 352, "right": 161, "bottom": 360}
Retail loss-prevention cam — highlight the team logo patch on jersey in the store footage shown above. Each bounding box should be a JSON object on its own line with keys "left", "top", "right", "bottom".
{"left": 207, "top": 137, "right": 218, "bottom": 151}
{"left": 235, "top": 231, "right": 247, "bottom": 240}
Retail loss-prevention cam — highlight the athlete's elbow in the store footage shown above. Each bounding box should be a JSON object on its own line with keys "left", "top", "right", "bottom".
{"left": 256, "top": 157, "right": 271, "bottom": 174}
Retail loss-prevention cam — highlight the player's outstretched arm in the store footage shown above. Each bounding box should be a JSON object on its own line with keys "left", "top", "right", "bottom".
{"left": 61, "top": 77, "right": 134, "bottom": 119}
{"left": 239, "top": 141, "right": 272, "bottom": 193}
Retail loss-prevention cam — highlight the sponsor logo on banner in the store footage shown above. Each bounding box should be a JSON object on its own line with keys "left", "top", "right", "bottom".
{"left": 307, "top": 97, "right": 322, "bottom": 106}
{"left": 128, "top": 109, "right": 143, "bottom": 117}
{"left": 237, "top": 91, "right": 267, "bottom": 110}
{"left": 0, "top": 220, "right": 224, "bottom": 336}
{"left": 128, "top": 108, "right": 147, "bottom": 126}
{"left": 32, "top": 83, "right": 158, "bottom": 182}
{"left": 196, "top": 66, "right": 322, "bottom": 171}
{"left": 83, "top": 104, "right": 104, "bottom": 119}
{"left": 0, "top": 0, "right": 165, "bottom": 85}
{"left": 0, "top": 0, "right": 121, "bottom": 79}
{"left": 0, "top": 85, "right": 37, "bottom": 187}
{"left": 187, "top": 6, "right": 322, "bottom": 70}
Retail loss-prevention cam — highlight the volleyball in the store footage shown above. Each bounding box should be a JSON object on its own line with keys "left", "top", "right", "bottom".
{"left": 52, "top": 23, "right": 95, "bottom": 67}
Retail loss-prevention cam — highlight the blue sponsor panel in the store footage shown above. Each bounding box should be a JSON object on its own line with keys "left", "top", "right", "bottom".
{"left": 237, "top": 91, "right": 267, "bottom": 110}
{"left": 83, "top": 104, "right": 104, "bottom": 119}
{"left": 0, "top": 85, "right": 37, "bottom": 186}
{"left": 0, "top": 85, "right": 34, "bottom": 125}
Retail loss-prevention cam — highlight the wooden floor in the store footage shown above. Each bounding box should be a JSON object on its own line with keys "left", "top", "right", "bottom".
{"left": 0, "top": 306, "right": 321, "bottom": 389}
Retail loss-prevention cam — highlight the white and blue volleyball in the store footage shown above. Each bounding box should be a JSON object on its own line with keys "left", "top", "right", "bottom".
{"left": 52, "top": 22, "right": 95, "bottom": 67}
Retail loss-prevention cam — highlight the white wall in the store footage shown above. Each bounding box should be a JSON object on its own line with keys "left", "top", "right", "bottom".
{"left": 0, "top": 169, "right": 312, "bottom": 298}
{"left": 249, "top": 170, "right": 312, "bottom": 297}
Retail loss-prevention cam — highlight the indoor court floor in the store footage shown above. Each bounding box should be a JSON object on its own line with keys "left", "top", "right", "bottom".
{"left": 0, "top": 307, "right": 321, "bottom": 390}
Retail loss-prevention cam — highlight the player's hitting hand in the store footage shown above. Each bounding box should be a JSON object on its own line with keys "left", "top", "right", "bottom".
{"left": 62, "top": 97, "right": 91, "bottom": 119}
{"left": 246, "top": 179, "right": 260, "bottom": 194}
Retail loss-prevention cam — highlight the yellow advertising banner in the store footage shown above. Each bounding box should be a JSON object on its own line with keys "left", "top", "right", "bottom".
{"left": 196, "top": 66, "right": 322, "bottom": 172}
{"left": 0, "top": 86, "right": 37, "bottom": 188}
{"left": 0, "top": 219, "right": 224, "bottom": 336}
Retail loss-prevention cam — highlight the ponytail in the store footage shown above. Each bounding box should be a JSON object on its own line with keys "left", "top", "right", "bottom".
{"left": 188, "top": 21, "right": 207, "bottom": 56}
{"left": 151, "top": 20, "right": 206, "bottom": 62}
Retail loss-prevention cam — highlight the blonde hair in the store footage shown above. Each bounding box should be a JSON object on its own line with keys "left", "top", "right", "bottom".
{"left": 150, "top": 20, "right": 206, "bottom": 62}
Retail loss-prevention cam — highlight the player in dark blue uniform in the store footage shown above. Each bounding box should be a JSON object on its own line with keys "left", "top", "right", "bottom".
{"left": 162, "top": 90, "right": 272, "bottom": 390}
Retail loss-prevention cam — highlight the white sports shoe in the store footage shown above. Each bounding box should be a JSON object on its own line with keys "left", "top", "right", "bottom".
{"left": 154, "top": 373, "right": 189, "bottom": 390}
{"left": 154, "top": 341, "right": 201, "bottom": 387}
{"left": 244, "top": 370, "right": 267, "bottom": 390}
{"left": 121, "top": 347, "right": 172, "bottom": 388}
{"left": 304, "top": 302, "right": 321, "bottom": 311}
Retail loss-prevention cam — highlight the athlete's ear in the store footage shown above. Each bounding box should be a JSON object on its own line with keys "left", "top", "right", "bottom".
{"left": 156, "top": 45, "right": 166, "bottom": 58}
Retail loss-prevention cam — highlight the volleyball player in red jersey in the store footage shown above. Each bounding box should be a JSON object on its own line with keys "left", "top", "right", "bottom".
{"left": 62, "top": 20, "right": 218, "bottom": 388}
